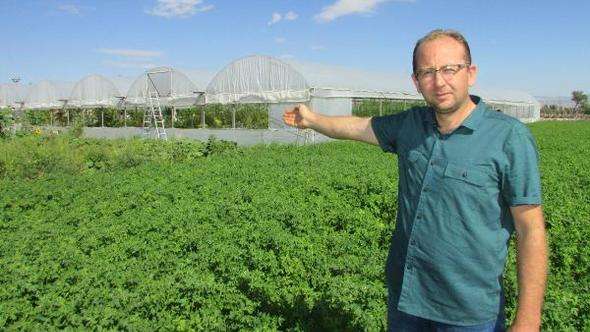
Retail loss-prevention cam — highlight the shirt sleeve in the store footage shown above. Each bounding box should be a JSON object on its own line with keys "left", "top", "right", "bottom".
{"left": 501, "top": 123, "right": 542, "bottom": 206}
{"left": 370, "top": 111, "right": 408, "bottom": 154}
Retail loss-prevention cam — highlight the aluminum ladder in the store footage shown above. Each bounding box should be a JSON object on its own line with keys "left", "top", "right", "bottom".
{"left": 143, "top": 89, "right": 167, "bottom": 140}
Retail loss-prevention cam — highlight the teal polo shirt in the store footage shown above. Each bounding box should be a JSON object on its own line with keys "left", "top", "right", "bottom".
{"left": 371, "top": 96, "right": 542, "bottom": 325}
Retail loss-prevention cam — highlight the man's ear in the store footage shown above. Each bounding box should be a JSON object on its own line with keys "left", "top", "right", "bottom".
{"left": 468, "top": 65, "right": 478, "bottom": 87}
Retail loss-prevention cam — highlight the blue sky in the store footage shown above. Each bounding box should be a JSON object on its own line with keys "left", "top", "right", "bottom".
{"left": 2, "top": 0, "right": 589, "bottom": 97}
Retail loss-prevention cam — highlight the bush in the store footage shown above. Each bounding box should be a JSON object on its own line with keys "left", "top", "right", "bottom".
{"left": 68, "top": 118, "right": 84, "bottom": 138}
{"left": 0, "top": 108, "right": 14, "bottom": 138}
{"left": 0, "top": 134, "right": 236, "bottom": 180}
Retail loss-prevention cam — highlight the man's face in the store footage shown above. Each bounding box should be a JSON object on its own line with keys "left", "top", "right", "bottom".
{"left": 412, "top": 36, "right": 477, "bottom": 114}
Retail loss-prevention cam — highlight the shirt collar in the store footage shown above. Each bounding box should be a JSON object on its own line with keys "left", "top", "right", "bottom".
{"left": 461, "top": 95, "right": 485, "bottom": 131}
{"left": 422, "top": 95, "right": 485, "bottom": 131}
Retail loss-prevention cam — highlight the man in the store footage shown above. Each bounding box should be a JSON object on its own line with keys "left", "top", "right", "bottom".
{"left": 283, "top": 29, "right": 547, "bottom": 331}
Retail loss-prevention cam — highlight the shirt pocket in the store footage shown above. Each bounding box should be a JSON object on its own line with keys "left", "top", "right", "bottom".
{"left": 439, "top": 162, "right": 501, "bottom": 228}
{"left": 443, "top": 162, "right": 495, "bottom": 188}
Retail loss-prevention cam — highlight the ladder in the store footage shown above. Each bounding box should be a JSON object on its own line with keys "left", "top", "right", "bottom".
{"left": 296, "top": 128, "right": 315, "bottom": 145}
{"left": 143, "top": 88, "right": 167, "bottom": 140}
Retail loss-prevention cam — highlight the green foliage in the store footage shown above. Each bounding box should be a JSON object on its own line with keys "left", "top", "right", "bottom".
{"left": 0, "top": 134, "right": 236, "bottom": 180}
{"left": 352, "top": 99, "right": 426, "bottom": 117}
{"left": 572, "top": 91, "right": 588, "bottom": 111}
{"left": 22, "top": 105, "right": 271, "bottom": 129}
{"left": 0, "top": 121, "right": 589, "bottom": 330}
{"left": 503, "top": 121, "right": 590, "bottom": 330}
{"left": 0, "top": 140, "right": 395, "bottom": 330}
{"left": 202, "top": 136, "right": 238, "bottom": 156}
{"left": 24, "top": 110, "right": 50, "bottom": 126}
{"left": 173, "top": 107, "right": 200, "bottom": 128}
{"left": 0, "top": 108, "right": 14, "bottom": 138}
{"left": 201, "top": 104, "right": 269, "bottom": 129}
{"left": 68, "top": 118, "right": 84, "bottom": 138}
{"left": 235, "top": 104, "right": 269, "bottom": 129}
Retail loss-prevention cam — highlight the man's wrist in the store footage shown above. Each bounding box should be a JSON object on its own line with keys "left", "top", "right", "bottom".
{"left": 306, "top": 112, "right": 319, "bottom": 130}
{"left": 511, "top": 315, "right": 541, "bottom": 331}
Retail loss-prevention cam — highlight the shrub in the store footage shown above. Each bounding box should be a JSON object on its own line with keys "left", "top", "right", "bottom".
{"left": 0, "top": 108, "right": 14, "bottom": 138}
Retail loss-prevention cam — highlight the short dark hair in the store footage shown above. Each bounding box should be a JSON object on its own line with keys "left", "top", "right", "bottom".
{"left": 412, "top": 29, "right": 472, "bottom": 74}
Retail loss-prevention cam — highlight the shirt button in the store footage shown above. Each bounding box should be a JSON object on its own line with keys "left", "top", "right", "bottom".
{"left": 416, "top": 214, "right": 422, "bottom": 220}
{"left": 407, "top": 263, "right": 413, "bottom": 271}
{"left": 430, "top": 161, "right": 435, "bottom": 166}
{"left": 410, "top": 239, "right": 417, "bottom": 246}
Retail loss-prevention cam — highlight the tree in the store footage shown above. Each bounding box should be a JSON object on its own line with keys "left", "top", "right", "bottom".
{"left": 571, "top": 91, "right": 588, "bottom": 118}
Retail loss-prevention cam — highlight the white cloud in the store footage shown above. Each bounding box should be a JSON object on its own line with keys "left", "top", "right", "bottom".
{"left": 284, "top": 11, "right": 299, "bottom": 21}
{"left": 57, "top": 4, "right": 81, "bottom": 15}
{"left": 103, "top": 61, "right": 157, "bottom": 69}
{"left": 311, "top": 45, "right": 327, "bottom": 51}
{"left": 279, "top": 54, "right": 295, "bottom": 59}
{"left": 97, "top": 48, "right": 163, "bottom": 58}
{"left": 315, "top": 0, "right": 409, "bottom": 23}
{"left": 268, "top": 12, "right": 282, "bottom": 26}
{"left": 147, "top": 0, "right": 214, "bottom": 18}
{"left": 275, "top": 37, "right": 287, "bottom": 44}
{"left": 268, "top": 11, "right": 298, "bottom": 26}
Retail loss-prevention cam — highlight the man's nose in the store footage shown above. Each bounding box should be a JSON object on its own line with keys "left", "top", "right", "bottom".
{"left": 434, "top": 70, "right": 446, "bottom": 87}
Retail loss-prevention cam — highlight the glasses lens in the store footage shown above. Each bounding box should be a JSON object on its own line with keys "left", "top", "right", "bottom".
{"left": 418, "top": 64, "right": 467, "bottom": 83}
{"left": 441, "top": 65, "right": 459, "bottom": 77}
{"left": 418, "top": 68, "right": 435, "bottom": 81}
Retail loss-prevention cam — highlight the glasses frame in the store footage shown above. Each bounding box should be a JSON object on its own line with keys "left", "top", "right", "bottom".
{"left": 414, "top": 63, "right": 471, "bottom": 83}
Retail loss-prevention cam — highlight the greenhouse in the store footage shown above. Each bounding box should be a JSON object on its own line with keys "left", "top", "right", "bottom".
{"left": 473, "top": 88, "right": 541, "bottom": 123}
{"left": 206, "top": 55, "right": 310, "bottom": 104}
{"left": 2, "top": 55, "right": 541, "bottom": 144}
{"left": 206, "top": 55, "right": 310, "bottom": 132}
{"left": 0, "top": 82, "right": 27, "bottom": 109}
{"left": 68, "top": 74, "right": 122, "bottom": 108}
{"left": 206, "top": 55, "right": 423, "bottom": 137}
{"left": 24, "top": 80, "right": 73, "bottom": 110}
{"left": 125, "top": 67, "right": 201, "bottom": 108}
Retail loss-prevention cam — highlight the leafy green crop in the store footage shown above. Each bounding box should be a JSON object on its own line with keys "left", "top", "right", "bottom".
{"left": 0, "top": 121, "right": 589, "bottom": 330}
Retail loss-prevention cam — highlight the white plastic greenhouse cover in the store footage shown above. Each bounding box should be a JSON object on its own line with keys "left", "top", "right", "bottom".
{"left": 126, "top": 67, "right": 199, "bottom": 107}
{"left": 181, "top": 68, "right": 215, "bottom": 92}
{"left": 284, "top": 60, "right": 422, "bottom": 100}
{"left": 473, "top": 87, "right": 540, "bottom": 107}
{"left": 473, "top": 88, "right": 541, "bottom": 122}
{"left": 0, "top": 83, "right": 27, "bottom": 108}
{"left": 69, "top": 74, "right": 122, "bottom": 108}
{"left": 24, "top": 81, "right": 74, "bottom": 110}
{"left": 206, "top": 55, "right": 310, "bottom": 104}
{"left": 110, "top": 76, "right": 135, "bottom": 99}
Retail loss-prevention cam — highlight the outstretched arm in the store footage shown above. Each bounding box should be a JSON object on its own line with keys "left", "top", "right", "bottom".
{"left": 508, "top": 204, "right": 548, "bottom": 332}
{"left": 283, "top": 104, "right": 379, "bottom": 145}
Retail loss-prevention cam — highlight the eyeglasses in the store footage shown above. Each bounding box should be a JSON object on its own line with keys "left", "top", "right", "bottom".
{"left": 415, "top": 63, "right": 470, "bottom": 83}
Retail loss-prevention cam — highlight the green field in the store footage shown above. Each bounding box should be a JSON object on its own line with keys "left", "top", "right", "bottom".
{"left": 1, "top": 121, "right": 589, "bottom": 330}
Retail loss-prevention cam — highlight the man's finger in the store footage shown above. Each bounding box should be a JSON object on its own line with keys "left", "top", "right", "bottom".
{"left": 284, "top": 106, "right": 299, "bottom": 114}
{"left": 282, "top": 113, "right": 296, "bottom": 127}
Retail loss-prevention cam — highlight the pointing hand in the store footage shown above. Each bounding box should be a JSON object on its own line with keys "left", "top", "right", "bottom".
{"left": 283, "top": 104, "right": 314, "bottom": 129}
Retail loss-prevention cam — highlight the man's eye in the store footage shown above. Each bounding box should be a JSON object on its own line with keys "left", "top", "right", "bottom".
{"left": 421, "top": 69, "right": 435, "bottom": 76}
{"left": 442, "top": 67, "right": 457, "bottom": 75}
